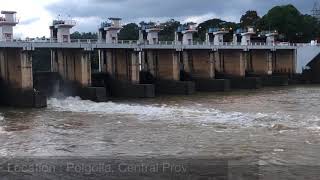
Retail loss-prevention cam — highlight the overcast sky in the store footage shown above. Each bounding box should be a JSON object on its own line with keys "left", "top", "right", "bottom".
{"left": 1, "top": 0, "right": 315, "bottom": 38}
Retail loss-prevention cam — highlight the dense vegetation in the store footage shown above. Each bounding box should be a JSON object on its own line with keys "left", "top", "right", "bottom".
{"left": 257, "top": 5, "right": 320, "bottom": 42}
{"left": 68, "top": 4, "right": 319, "bottom": 43}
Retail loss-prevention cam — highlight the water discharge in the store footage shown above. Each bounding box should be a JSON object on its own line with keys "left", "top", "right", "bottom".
{"left": 47, "top": 96, "right": 319, "bottom": 130}
{"left": 1, "top": 86, "right": 320, "bottom": 166}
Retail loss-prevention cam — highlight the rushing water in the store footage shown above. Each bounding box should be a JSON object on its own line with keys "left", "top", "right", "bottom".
{"left": 1, "top": 85, "right": 320, "bottom": 168}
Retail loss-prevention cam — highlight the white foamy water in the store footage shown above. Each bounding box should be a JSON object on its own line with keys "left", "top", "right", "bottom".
{"left": 48, "top": 97, "right": 174, "bottom": 117}
{"left": 47, "top": 97, "right": 309, "bottom": 128}
{"left": 0, "top": 114, "right": 11, "bottom": 135}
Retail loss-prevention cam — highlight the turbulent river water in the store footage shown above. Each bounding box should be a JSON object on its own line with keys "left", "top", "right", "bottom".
{"left": 1, "top": 85, "right": 320, "bottom": 168}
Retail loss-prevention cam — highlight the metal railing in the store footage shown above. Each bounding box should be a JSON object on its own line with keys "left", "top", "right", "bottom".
{"left": 116, "top": 40, "right": 138, "bottom": 44}
{"left": 1, "top": 38, "right": 307, "bottom": 47}
{"left": 53, "top": 20, "right": 76, "bottom": 26}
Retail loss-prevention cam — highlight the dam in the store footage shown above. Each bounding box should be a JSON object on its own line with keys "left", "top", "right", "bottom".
{"left": 0, "top": 11, "right": 316, "bottom": 108}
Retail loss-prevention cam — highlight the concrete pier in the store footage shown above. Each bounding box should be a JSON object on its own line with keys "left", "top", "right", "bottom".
{"left": 52, "top": 49, "right": 91, "bottom": 87}
{"left": 47, "top": 18, "right": 108, "bottom": 102}
{"left": 150, "top": 49, "right": 195, "bottom": 95}
{"left": 222, "top": 50, "right": 246, "bottom": 77}
{"left": 51, "top": 48, "right": 107, "bottom": 101}
{"left": 214, "top": 50, "right": 224, "bottom": 75}
{"left": 99, "top": 48, "right": 155, "bottom": 98}
{"left": 250, "top": 49, "right": 289, "bottom": 86}
{"left": 183, "top": 50, "right": 230, "bottom": 91}
{"left": 215, "top": 49, "right": 262, "bottom": 89}
{"left": 0, "top": 48, "right": 47, "bottom": 107}
{"left": 250, "top": 50, "right": 273, "bottom": 75}
{"left": 157, "top": 50, "right": 180, "bottom": 81}
{"left": 144, "top": 50, "right": 157, "bottom": 77}
{"left": 95, "top": 18, "right": 155, "bottom": 98}
{"left": 274, "top": 49, "right": 296, "bottom": 75}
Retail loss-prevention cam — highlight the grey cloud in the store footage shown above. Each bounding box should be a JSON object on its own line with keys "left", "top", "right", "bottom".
{"left": 46, "top": 0, "right": 313, "bottom": 20}
{"left": 20, "top": 17, "right": 40, "bottom": 25}
{"left": 45, "top": 0, "right": 313, "bottom": 32}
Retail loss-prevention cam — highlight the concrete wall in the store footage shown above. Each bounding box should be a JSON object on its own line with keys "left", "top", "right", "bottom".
{"left": 250, "top": 50, "right": 272, "bottom": 75}
{"left": 182, "top": 33, "right": 193, "bottom": 45}
{"left": 98, "top": 50, "right": 107, "bottom": 73}
{"left": 0, "top": 26, "right": 14, "bottom": 41}
{"left": 102, "top": 49, "right": 114, "bottom": 75}
{"left": 57, "top": 27, "right": 71, "bottom": 43}
{"left": 145, "top": 50, "right": 157, "bottom": 76}
{"left": 130, "top": 51, "right": 140, "bottom": 83}
{"left": 75, "top": 52, "right": 91, "bottom": 86}
{"left": 157, "top": 50, "right": 180, "bottom": 80}
{"left": 104, "top": 49, "right": 140, "bottom": 83}
{"left": 114, "top": 49, "right": 129, "bottom": 81}
{"left": 189, "top": 50, "right": 215, "bottom": 79}
{"left": 0, "top": 48, "right": 47, "bottom": 107}
{"left": 52, "top": 49, "right": 91, "bottom": 87}
{"left": 266, "top": 36, "right": 275, "bottom": 45}
{"left": 214, "top": 51, "right": 224, "bottom": 74}
{"left": 214, "top": 34, "right": 224, "bottom": 45}
{"left": 0, "top": 48, "right": 33, "bottom": 89}
{"left": 115, "top": 49, "right": 140, "bottom": 83}
{"left": 105, "top": 49, "right": 114, "bottom": 74}
{"left": 220, "top": 50, "right": 246, "bottom": 77}
{"left": 274, "top": 50, "right": 295, "bottom": 74}
{"left": 241, "top": 35, "right": 251, "bottom": 45}
{"left": 147, "top": 32, "right": 159, "bottom": 44}
{"left": 182, "top": 51, "right": 191, "bottom": 73}
{"left": 141, "top": 50, "right": 157, "bottom": 77}
{"left": 106, "top": 30, "right": 119, "bottom": 43}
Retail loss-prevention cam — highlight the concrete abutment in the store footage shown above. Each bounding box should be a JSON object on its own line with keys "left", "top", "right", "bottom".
{"left": 0, "top": 48, "right": 47, "bottom": 107}
{"left": 249, "top": 49, "right": 292, "bottom": 86}
{"left": 142, "top": 49, "right": 195, "bottom": 95}
{"left": 98, "top": 49, "right": 155, "bottom": 98}
{"left": 213, "top": 49, "right": 295, "bottom": 89}
{"left": 183, "top": 50, "right": 230, "bottom": 92}
{"left": 50, "top": 48, "right": 107, "bottom": 101}
{"left": 212, "top": 49, "right": 261, "bottom": 89}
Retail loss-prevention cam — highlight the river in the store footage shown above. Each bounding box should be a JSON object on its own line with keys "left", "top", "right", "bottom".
{"left": 1, "top": 85, "right": 320, "bottom": 178}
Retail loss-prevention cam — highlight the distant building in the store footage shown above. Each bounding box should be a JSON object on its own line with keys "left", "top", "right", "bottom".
{"left": 49, "top": 17, "right": 76, "bottom": 43}
{"left": 139, "top": 22, "right": 162, "bottom": 44}
{"left": 98, "top": 18, "right": 122, "bottom": 43}
{"left": 0, "top": 11, "right": 18, "bottom": 41}
{"left": 175, "top": 23, "right": 198, "bottom": 45}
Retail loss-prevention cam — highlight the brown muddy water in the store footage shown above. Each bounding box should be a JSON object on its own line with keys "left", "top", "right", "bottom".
{"left": 1, "top": 85, "right": 320, "bottom": 179}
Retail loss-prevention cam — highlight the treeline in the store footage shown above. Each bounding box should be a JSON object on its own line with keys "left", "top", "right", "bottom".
{"left": 71, "top": 4, "right": 320, "bottom": 43}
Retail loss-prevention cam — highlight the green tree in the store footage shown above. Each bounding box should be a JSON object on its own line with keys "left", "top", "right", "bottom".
{"left": 70, "top": 32, "right": 98, "bottom": 39}
{"left": 70, "top": 31, "right": 81, "bottom": 39}
{"left": 299, "top": 15, "right": 320, "bottom": 42}
{"left": 197, "top": 19, "right": 238, "bottom": 41}
{"left": 258, "top": 4, "right": 307, "bottom": 42}
{"left": 118, "top": 23, "right": 139, "bottom": 40}
{"left": 159, "top": 19, "right": 181, "bottom": 41}
{"left": 240, "top": 10, "right": 261, "bottom": 28}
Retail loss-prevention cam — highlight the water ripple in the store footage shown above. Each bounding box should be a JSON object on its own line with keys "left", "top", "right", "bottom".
{"left": 47, "top": 97, "right": 320, "bottom": 129}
